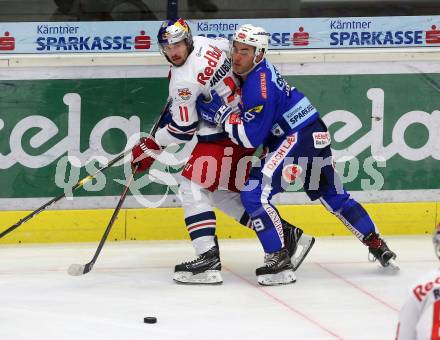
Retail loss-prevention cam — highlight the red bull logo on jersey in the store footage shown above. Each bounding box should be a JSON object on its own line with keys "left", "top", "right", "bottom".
{"left": 197, "top": 44, "right": 223, "bottom": 86}
{"left": 178, "top": 88, "right": 192, "bottom": 100}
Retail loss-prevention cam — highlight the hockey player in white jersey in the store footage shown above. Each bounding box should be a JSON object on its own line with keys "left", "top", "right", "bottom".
{"left": 396, "top": 224, "right": 440, "bottom": 340}
{"left": 130, "top": 18, "right": 315, "bottom": 285}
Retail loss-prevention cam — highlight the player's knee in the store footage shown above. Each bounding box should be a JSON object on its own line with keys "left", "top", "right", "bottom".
{"left": 178, "top": 177, "right": 205, "bottom": 207}
{"left": 320, "top": 192, "right": 351, "bottom": 214}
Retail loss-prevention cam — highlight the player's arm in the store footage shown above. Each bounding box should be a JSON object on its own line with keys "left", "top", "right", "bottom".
{"left": 131, "top": 83, "right": 200, "bottom": 173}
{"left": 396, "top": 293, "right": 420, "bottom": 340}
{"left": 223, "top": 93, "right": 274, "bottom": 148}
{"left": 196, "top": 74, "right": 275, "bottom": 148}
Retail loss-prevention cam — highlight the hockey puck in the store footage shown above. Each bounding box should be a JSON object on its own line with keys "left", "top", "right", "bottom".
{"left": 143, "top": 316, "right": 157, "bottom": 324}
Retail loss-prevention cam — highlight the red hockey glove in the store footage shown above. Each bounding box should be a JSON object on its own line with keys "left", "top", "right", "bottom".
{"left": 131, "top": 137, "right": 161, "bottom": 173}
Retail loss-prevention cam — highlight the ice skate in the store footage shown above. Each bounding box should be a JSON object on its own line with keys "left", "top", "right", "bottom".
{"left": 173, "top": 238, "right": 222, "bottom": 285}
{"left": 364, "top": 232, "right": 399, "bottom": 271}
{"left": 256, "top": 248, "right": 296, "bottom": 286}
{"left": 282, "top": 221, "right": 315, "bottom": 271}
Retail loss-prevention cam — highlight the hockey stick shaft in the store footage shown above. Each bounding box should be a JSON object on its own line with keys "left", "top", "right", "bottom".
{"left": 0, "top": 101, "right": 169, "bottom": 239}
{"left": 68, "top": 165, "right": 138, "bottom": 275}
{"left": 0, "top": 151, "right": 127, "bottom": 239}
{"left": 68, "top": 166, "right": 138, "bottom": 275}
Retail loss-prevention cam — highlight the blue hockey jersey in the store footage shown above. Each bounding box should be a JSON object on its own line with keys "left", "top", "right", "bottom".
{"left": 223, "top": 59, "right": 319, "bottom": 148}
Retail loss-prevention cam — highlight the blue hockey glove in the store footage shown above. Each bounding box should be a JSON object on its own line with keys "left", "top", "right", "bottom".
{"left": 196, "top": 90, "right": 233, "bottom": 126}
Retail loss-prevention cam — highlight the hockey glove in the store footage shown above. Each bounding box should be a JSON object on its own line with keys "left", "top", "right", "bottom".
{"left": 131, "top": 137, "right": 161, "bottom": 173}
{"left": 196, "top": 90, "right": 233, "bottom": 126}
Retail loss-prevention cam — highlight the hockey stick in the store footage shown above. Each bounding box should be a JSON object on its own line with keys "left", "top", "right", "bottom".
{"left": 67, "top": 164, "right": 139, "bottom": 276}
{"left": 0, "top": 100, "right": 170, "bottom": 239}
{"left": 0, "top": 151, "right": 128, "bottom": 239}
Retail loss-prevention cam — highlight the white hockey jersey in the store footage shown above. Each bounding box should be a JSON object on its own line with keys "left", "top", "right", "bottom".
{"left": 397, "top": 267, "right": 440, "bottom": 340}
{"left": 155, "top": 36, "right": 240, "bottom": 146}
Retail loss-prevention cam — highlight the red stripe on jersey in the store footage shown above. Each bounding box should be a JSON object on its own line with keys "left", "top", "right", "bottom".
{"left": 432, "top": 300, "right": 440, "bottom": 339}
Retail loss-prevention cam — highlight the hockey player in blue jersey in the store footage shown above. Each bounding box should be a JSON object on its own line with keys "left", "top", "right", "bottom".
{"left": 130, "top": 19, "right": 315, "bottom": 285}
{"left": 196, "top": 24, "right": 399, "bottom": 285}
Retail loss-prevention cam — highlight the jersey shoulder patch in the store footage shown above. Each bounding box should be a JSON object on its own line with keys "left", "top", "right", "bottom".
{"left": 246, "top": 67, "right": 271, "bottom": 103}
{"left": 242, "top": 70, "right": 268, "bottom": 111}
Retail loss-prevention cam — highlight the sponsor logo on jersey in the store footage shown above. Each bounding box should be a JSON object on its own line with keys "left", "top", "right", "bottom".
{"left": 177, "top": 88, "right": 192, "bottom": 100}
{"left": 282, "top": 97, "right": 317, "bottom": 129}
{"left": 197, "top": 44, "right": 223, "bottom": 86}
{"left": 282, "top": 164, "right": 302, "bottom": 183}
{"left": 248, "top": 105, "right": 263, "bottom": 113}
{"left": 263, "top": 133, "right": 298, "bottom": 176}
{"left": 241, "top": 105, "right": 264, "bottom": 123}
{"left": 209, "top": 58, "right": 232, "bottom": 87}
{"left": 260, "top": 73, "right": 267, "bottom": 99}
{"left": 0, "top": 31, "right": 15, "bottom": 50}
{"left": 413, "top": 276, "right": 440, "bottom": 302}
{"left": 313, "top": 131, "right": 331, "bottom": 148}
{"left": 35, "top": 25, "right": 151, "bottom": 51}
{"left": 228, "top": 112, "right": 241, "bottom": 124}
{"left": 263, "top": 204, "right": 283, "bottom": 239}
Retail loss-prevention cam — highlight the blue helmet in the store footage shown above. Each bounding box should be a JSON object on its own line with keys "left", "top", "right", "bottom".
{"left": 157, "top": 18, "right": 193, "bottom": 54}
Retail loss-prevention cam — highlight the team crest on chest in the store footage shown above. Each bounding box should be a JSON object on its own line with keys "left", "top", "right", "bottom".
{"left": 178, "top": 88, "right": 192, "bottom": 100}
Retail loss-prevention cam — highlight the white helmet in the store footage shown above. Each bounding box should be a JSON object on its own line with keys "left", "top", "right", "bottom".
{"left": 232, "top": 24, "right": 269, "bottom": 67}
{"left": 433, "top": 223, "right": 440, "bottom": 261}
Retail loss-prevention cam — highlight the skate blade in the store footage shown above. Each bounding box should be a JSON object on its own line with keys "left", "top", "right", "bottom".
{"left": 292, "top": 235, "right": 315, "bottom": 271}
{"left": 173, "top": 270, "right": 223, "bottom": 285}
{"left": 257, "top": 269, "right": 296, "bottom": 286}
{"left": 378, "top": 259, "right": 400, "bottom": 273}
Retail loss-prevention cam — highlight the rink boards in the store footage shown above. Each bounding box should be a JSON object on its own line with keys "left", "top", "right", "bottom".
{"left": 0, "top": 202, "right": 438, "bottom": 244}
{"left": 0, "top": 49, "right": 439, "bottom": 244}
